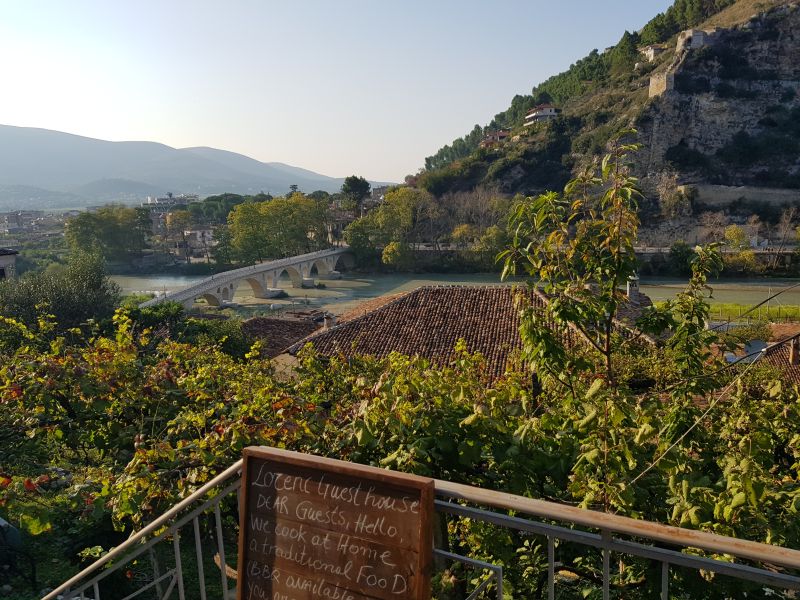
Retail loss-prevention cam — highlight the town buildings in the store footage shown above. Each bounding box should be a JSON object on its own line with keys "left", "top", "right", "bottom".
{"left": 142, "top": 193, "right": 201, "bottom": 234}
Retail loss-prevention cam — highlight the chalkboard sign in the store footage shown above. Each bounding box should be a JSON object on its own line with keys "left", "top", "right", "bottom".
{"left": 237, "top": 447, "right": 434, "bottom": 600}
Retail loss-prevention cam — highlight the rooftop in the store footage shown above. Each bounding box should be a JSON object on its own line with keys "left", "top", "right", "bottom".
{"left": 242, "top": 317, "right": 321, "bottom": 358}
{"left": 760, "top": 333, "right": 800, "bottom": 385}
{"left": 0, "top": 248, "right": 19, "bottom": 256}
{"left": 288, "top": 286, "right": 584, "bottom": 379}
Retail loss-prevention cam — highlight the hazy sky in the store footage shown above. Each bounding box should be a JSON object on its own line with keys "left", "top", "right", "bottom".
{"left": 1, "top": 1, "right": 673, "bottom": 182}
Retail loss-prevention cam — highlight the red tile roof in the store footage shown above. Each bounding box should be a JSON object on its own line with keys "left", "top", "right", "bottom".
{"left": 760, "top": 333, "right": 800, "bottom": 385}
{"left": 287, "top": 286, "right": 654, "bottom": 379}
{"left": 243, "top": 317, "right": 321, "bottom": 358}
{"left": 288, "top": 286, "right": 586, "bottom": 379}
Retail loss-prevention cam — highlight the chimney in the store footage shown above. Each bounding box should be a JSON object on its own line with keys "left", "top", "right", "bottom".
{"left": 323, "top": 313, "right": 337, "bottom": 330}
{"left": 790, "top": 337, "right": 799, "bottom": 366}
{"left": 627, "top": 274, "right": 640, "bottom": 302}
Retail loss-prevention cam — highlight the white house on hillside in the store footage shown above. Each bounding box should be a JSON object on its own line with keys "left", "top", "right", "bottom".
{"left": 524, "top": 104, "right": 561, "bottom": 126}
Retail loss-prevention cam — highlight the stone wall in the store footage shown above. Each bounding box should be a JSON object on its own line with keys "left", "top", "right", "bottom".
{"left": 682, "top": 184, "right": 800, "bottom": 207}
{"left": 636, "top": 3, "right": 800, "bottom": 182}
{"left": 648, "top": 72, "right": 675, "bottom": 98}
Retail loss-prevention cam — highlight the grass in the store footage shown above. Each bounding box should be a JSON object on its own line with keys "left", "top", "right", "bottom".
{"left": 707, "top": 302, "right": 800, "bottom": 321}
{"left": 653, "top": 301, "right": 800, "bottom": 322}
{"left": 702, "top": 0, "right": 789, "bottom": 29}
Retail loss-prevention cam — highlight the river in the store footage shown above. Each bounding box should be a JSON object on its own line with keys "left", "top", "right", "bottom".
{"left": 112, "top": 272, "right": 800, "bottom": 317}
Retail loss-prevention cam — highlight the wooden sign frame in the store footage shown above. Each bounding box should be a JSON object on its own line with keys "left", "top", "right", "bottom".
{"left": 237, "top": 446, "right": 434, "bottom": 600}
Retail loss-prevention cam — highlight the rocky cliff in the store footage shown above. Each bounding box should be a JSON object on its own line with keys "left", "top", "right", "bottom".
{"left": 637, "top": 1, "right": 800, "bottom": 192}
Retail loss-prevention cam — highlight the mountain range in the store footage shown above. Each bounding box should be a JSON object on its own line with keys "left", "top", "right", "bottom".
{"left": 0, "top": 125, "right": 389, "bottom": 212}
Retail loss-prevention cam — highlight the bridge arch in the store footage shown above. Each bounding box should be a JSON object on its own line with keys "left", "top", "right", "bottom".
{"left": 200, "top": 292, "right": 222, "bottom": 307}
{"left": 276, "top": 266, "right": 303, "bottom": 287}
{"left": 312, "top": 258, "right": 332, "bottom": 277}
{"left": 244, "top": 277, "right": 266, "bottom": 297}
{"left": 334, "top": 253, "right": 355, "bottom": 271}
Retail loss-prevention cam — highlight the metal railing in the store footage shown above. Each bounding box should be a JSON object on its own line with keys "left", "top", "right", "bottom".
{"left": 139, "top": 247, "right": 348, "bottom": 308}
{"left": 45, "top": 457, "right": 800, "bottom": 600}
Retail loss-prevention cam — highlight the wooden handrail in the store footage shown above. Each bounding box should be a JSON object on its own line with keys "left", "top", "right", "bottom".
{"left": 434, "top": 479, "right": 800, "bottom": 570}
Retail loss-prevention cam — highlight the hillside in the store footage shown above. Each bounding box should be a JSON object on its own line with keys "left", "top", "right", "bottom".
{"left": 417, "top": 0, "right": 800, "bottom": 208}
{"left": 0, "top": 126, "right": 389, "bottom": 211}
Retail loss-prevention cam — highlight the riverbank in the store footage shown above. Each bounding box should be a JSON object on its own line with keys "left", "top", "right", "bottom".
{"left": 112, "top": 272, "right": 800, "bottom": 320}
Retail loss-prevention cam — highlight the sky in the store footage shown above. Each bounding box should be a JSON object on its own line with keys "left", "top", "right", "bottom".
{"left": 0, "top": 1, "right": 674, "bottom": 182}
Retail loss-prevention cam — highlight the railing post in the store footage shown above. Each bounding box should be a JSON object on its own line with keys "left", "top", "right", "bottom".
{"left": 661, "top": 561, "right": 669, "bottom": 600}
{"left": 173, "top": 531, "right": 186, "bottom": 600}
{"left": 547, "top": 536, "right": 555, "bottom": 600}
{"left": 214, "top": 504, "right": 231, "bottom": 600}
{"left": 149, "top": 547, "right": 164, "bottom": 600}
{"left": 193, "top": 517, "right": 207, "bottom": 600}
{"left": 602, "top": 529, "right": 611, "bottom": 600}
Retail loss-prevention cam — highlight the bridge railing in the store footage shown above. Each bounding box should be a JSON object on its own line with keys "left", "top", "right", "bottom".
{"left": 44, "top": 454, "right": 800, "bottom": 600}
{"left": 140, "top": 247, "right": 346, "bottom": 307}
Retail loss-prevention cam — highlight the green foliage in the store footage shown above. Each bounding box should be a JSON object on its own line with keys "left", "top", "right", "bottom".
{"left": 668, "top": 240, "right": 696, "bottom": 276}
{"left": 639, "top": 0, "right": 736, "bottom": 45}
{"left": 718, "top": 320, "right": 772, "bottom": 347}
{"left": 2, "top": 301, "right": 799, "bottom": 597}
{"left": 501, "top": 133, "right": 643, "bottom": 387}
{"left": 5, "top": 143, "right": 800, "bottom": 597}
{"left": 0, "top": 252, "right": 120, "bottom": 332}
{"left": 340, "top": 175, "right": 371, "bottom": 211}
{"left": 345, "top": 186, "right": 439, "bottom": 252}
{"left": 724, "top": 223, "right": 748, "bottom": 251}
{"left": 65, "top": 205, "right": 149, "bottom": 263}
{"left": 381, "top": 241, "right": 413, "bottom": 269}
{"left": 227, "top": 192, "right": 330, "bottom": 263}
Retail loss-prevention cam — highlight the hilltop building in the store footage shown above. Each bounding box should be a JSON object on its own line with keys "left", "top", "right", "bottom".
{"left": 0, "top": 248, "right": 18, "bottom": 279}
{"left": 524, "top": 104, "right": 561, "bottom": 126}
{"left": 479, "top": 130, "right": 511, "bottom": 148}
{"left": 639, "top": 44, "right": 665, "bottom": 62}
{"left": 676, "top": 28, "right": 720, "bottom": 52}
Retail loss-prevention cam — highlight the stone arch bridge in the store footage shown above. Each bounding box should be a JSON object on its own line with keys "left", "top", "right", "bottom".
{"left": 139, "top": 247, "right": 353, "bottom": 310}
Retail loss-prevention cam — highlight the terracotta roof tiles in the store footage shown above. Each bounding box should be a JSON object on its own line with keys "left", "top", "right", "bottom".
{"left": 288, "top": 286, "right": 579, "bottom": 379}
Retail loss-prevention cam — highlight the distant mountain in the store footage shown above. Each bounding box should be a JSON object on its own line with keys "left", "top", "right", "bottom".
{"left": 0, "top": 125, "right": 390, "bottom": 211}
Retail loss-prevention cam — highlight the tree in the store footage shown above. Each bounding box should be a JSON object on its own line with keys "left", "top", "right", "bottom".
{"left": 500, "top": 133, "right": 725, "bottom": 516}
{"left": 0, "top": 252, "right": 120, "bottom": 330}
{"left": 65, "top": 205, "right": 146, "bottom": 263}
{"left": 341, "top": 176, "right": 371, "bottom": 216}
{"left": 724, "top": 224, "right": 748, "bottom": 251}
{"left": 450, "top": 224, "right": 478, "bottom": 248}
{"left": 668, "top": 240, "right": 695, "bottom": 276}
{"left": 502, "top": 134, "right": 643, "bottom": 387}
{"left": 227, "top": 193, "right": 330, "bottom": 263}
{"left": 229, "top": 202, "right": 269, "bottom": 263}
{"left": 699, "top": 211, "right": 728, "bottom": 242}
{"left": 165, "top": 210, "right": 193, "bottom": 264}
{"left": 211, "top": 225, "right": 234, "bottom": 266}
{"left": 609, "top": 30, "right": 640, "bottom": 75}
{"left": 381, "top": 241, "right": 413, "bottom": 270}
